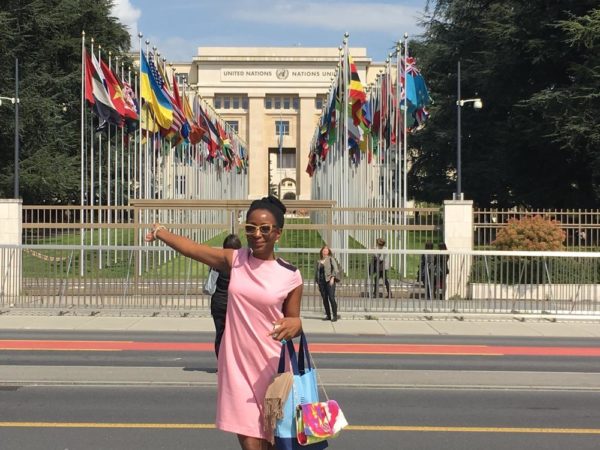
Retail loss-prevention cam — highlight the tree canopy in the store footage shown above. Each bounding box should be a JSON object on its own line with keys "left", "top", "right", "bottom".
{"left": 0, "top": 1, "right": 599, "bottom": 208}
{"left": 410, "top": 0, "right": 600, "bottom": 207}
{"left": 0, "top": 0, "right": 130, "bottom": 203}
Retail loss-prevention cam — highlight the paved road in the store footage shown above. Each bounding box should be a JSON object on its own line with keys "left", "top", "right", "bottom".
{"left": 1, "top": 322, "right": 600, "bottom": 450}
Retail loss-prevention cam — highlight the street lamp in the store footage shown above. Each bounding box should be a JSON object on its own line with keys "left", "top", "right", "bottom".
{"left": 456, "top": 60, "right": 482, "bottom": 200}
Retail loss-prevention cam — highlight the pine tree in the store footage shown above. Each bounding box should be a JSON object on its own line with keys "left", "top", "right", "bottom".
{"left": 0, "top": 0, "right": 131, "bottom": 203}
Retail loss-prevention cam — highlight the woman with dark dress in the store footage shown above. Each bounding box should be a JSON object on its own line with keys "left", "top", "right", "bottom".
{"left": 210, "top": 233, "right": 242, "bottom": 358}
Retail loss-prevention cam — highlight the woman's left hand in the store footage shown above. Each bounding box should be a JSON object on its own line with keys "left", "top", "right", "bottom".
{"left": 269, "top": 317, "right": 302, "bottom": 342}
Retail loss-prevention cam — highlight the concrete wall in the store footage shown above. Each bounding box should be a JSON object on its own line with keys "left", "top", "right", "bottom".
{"left": 0, "top": 199, "right": 22, "bottom": 300}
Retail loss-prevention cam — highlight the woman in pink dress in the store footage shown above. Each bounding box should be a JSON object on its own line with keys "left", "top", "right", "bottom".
{"left": 145, "top": 196, "right": 302, "bottom": 450}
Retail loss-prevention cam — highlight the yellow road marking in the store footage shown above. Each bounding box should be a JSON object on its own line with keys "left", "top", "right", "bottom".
{"left": 0, "top": 423, "right": 599, "bottom": 434}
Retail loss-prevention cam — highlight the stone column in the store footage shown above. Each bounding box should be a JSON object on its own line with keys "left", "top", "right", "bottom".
{"left": 0, "top": 199, "right": 22, "bottom": 302}
{"left": 297, "top": 94, "right": 315, "bottom": 200}
{"left": 247, "top": 94, "right": 267, "bottom": 199}
{"left": 443, "top": 199, "right": 473, "bottom": 299}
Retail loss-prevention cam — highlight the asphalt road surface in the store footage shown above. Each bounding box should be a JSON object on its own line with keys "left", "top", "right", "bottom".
{"left": 1, "top": 331, "right": 599, "bottom": 449}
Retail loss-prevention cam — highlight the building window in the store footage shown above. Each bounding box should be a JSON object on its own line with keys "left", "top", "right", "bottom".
{"left": 226, "top": 120, "right": 239, "bottom": 134}
{"left": 280, "top": 153, "right": 296, "bottom": 169}
{"left": 275, "top": 120, "right": 290, "bottom": 136}
{"left": 214, "top": 95, "right": 248, "bottom": 110}
{"left": 266, "top": 95, "right": 299, "bottom": 110}
{"left": 315, "top": 96, "right": 326, "bottom": 110}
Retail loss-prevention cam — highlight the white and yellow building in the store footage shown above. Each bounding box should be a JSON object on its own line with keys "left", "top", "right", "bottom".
{"left": 172, "top": 47, "right": 383, "bottom": 200}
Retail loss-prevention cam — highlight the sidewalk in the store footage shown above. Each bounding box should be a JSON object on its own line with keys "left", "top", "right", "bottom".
{"left": 0, "top": 312, "right": 599, "bottom": 337}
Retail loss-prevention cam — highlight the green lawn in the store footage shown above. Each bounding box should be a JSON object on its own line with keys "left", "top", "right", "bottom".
{"left": 22, "top": 224, "right": 433, "bottom": 282}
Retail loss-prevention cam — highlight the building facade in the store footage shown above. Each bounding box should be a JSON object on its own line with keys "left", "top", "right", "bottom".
{"left": 173, "top": 47, "right": 382, "bottom": 200}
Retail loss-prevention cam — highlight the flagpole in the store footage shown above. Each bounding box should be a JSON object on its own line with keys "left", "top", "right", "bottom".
{"left": 343, "top": 32, "right": 350, "bottom": 263}
{"left": 136, "top": 33, "right": 143, "bottom": 202}
{"left": 106, "top": 50, "right": 113, "bottom": 263}
{"left": 80, "top": 31, "right": 86, "bottom": 276}
{"left": 97, "top": 45, "right": 104, "bottom": 269}
{"left": 89, "top": 38, "right": 96, "bottom": 249}
{"left": 402, "top": 33, "right": 409, "bottom": 277}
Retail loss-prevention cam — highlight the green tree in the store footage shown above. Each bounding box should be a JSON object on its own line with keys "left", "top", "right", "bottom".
{"left": 0, "top": 0, "right": 131, "bottom": 203}
{"left": 410, "top": 1, "right": 600, "bottom": 208}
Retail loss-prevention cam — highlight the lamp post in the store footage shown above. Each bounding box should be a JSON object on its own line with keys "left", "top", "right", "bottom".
{"left": 456, "top": 60, "right": 482, "bottom": 200}
{"left": 1, "top": 58, "right": 20, "bottom": 198}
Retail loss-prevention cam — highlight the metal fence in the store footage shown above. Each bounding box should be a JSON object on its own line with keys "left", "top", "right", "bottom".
{"left": 2, "top": 245, "right": 599, "bottom": 317}
{"left": 21, "top": 201, "right": 444, "bottom": 277}
{"left": 474, "top": 208, "right": 600, "bottom": 250}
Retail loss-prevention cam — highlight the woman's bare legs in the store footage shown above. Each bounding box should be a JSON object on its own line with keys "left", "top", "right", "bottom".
{"left": 237, "top": 434, "right": 275, "bottom": 450}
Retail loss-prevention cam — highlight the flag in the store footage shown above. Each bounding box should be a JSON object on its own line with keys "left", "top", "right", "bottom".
{"left": 197, "top": 103, "right": 220, "bottom": 158}
{"left": 84, "top": 49, "right": 122, "bottom": 127}
{"left": 348, "top": 56, "right": 366, "bottom": 103}
{"left": 189, "top": 94, "right": 207, "bottom": 145}
{"left": 98, "top": 58, "right": 138, "bottom": 122}
{"left": 172, "top": 74, "right": 191, "bottom": 141}
{"left": 402, "top": 56, "right": 432, "bottom": 132}
{"left": 140, "top": 50, "right": 173, "bottom": 130}
{"left": 153, "top": 58, "right": 184, "bottom": 141}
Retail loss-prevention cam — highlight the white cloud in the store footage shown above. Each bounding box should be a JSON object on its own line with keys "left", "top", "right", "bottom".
{"left": 111, "top": 0, "right": 142, "bottom": 46}
{"left": 234, "top": 0, "right": 422, "bottom": 34}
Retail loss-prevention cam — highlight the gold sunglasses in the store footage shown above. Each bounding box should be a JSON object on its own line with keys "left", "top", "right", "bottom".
{"left": 243, "top": 223, "right": 278, "bottom": 236}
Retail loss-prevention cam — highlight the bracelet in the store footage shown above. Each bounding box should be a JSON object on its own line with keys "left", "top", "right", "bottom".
{"left": 152, "top": 225, "right": 167, "bottom": 240}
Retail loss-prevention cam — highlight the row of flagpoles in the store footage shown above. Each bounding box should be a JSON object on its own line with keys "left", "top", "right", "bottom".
{"left": 307, "top": 33, "right": 431, "bottom": 272}
{"left": 80, "top": 31, "right": 249, "bottom": 211}
{"left": 79, "top": 32, "right": 249, "bottom": 272}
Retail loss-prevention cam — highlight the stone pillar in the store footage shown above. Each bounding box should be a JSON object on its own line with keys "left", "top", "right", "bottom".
{"left": 443, "top": 199, "right": 473, "bottom": 299}
{"left": 247, "top": 94, "right": 267, "bottom": 199}
{"left": 297, "top": 95, "right": 315, "bottom": 200}
{"left": 0, "top": 199, "right": 22, "bottom": 302}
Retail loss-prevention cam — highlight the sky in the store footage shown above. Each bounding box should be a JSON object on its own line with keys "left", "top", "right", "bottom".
{"left": 111, "top": 0, "right": 430, "bottom": 63}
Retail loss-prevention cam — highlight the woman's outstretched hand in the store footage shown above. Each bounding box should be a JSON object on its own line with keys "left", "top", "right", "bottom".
{"left": 145, "top": 224, "right": 166, "bottom": 243}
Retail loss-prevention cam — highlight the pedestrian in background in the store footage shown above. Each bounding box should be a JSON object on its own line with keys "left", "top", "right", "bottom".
{"left": 371, "top": 237, "right": 391, "bottom": 298}
{"left": 418, "top": 241, "right": 435, "bottom": 300}
{"left": 435, "top": 242, "right": 449, "bottom": 300}
{"left": 146, "top": 195, "right": 302, "bottom": 450}
{"left": 314, "top": 245, "right": 339, "bottom": 322}
{"left": 211, "top": 233, "right": 242, "bottom": 358}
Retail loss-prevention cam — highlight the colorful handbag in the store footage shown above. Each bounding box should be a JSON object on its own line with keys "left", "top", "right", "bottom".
{"left": 273, "top": 333, "right": 329, "bottom": 450}
{"left": 296, "top": 400, "right": 348, "bottom": 445}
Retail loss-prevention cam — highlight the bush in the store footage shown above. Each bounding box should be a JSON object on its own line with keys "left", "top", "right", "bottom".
{"left": 492, "top": 216, "right": 565, "bottom": 251}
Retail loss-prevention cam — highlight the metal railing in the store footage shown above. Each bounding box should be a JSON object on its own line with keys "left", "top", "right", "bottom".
{"left": 2, "top": 245, "right": 599, "bottom": 317}
{"left": 474, "top": 208, "right": 600, "bottom": 250}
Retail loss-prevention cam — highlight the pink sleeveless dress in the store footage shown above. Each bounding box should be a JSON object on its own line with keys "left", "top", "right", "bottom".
{"left": 216, "top": 248, "right": 303, "bottom": 439}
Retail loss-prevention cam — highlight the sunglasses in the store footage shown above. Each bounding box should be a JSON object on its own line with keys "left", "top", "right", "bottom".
{"left": 243, "top": 223, "right": 278, "bottom": 236}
